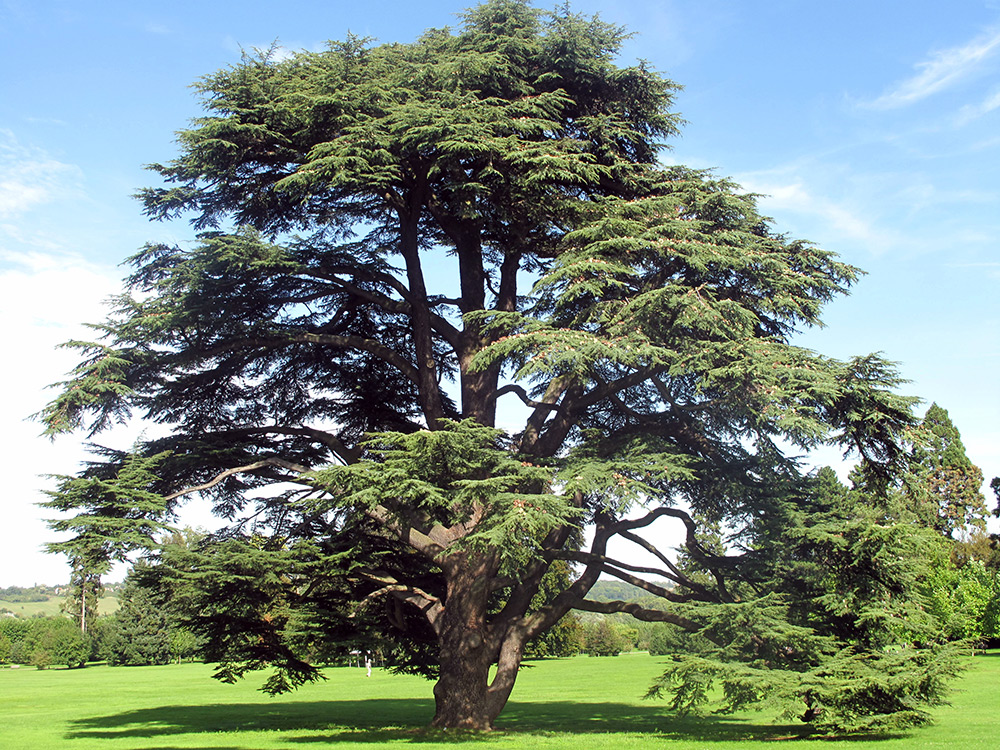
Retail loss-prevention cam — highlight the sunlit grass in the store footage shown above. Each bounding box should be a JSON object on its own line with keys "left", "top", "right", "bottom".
{"left": 1, "top": 650, "right": 997, "bottom": 749}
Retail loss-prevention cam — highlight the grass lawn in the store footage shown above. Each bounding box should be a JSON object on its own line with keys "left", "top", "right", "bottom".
{"left": 1, "top": 651, "right": 997, "bottom": 749}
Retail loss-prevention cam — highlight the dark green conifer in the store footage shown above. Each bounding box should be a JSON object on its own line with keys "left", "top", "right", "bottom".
{"left": 40, "top": 0, "right": 943, "bottom": 730}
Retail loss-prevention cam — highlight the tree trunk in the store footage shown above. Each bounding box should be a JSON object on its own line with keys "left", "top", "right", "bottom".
{"left": 431, "top": 634, "right": 501, "bottom": 730}
{"left": 430, "top": 553, "right": 522, "bottom": 730}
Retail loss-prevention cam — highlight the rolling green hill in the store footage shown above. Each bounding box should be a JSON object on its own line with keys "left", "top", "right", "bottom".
{"left": 0, "top": 594, "right": 118, "bottom": 619}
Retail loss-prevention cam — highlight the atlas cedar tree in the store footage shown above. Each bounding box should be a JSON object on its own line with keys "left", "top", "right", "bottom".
{"left": 41, "top": 1, "right": 949, "bottom": 730}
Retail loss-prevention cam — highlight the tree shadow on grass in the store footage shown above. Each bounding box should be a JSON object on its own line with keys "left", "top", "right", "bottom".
{"left": 64, "top": 697, "right": 903, "bottom": 744}
{"left": 64, "top": 699, "right": 433, "bottom": 740}
{"left": 62, "top": 700, "right": 765, "bottom": 744}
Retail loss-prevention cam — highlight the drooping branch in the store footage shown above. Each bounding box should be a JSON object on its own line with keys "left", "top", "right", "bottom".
{"left": 210, "top": 425, "right": 361, "bottom": 465}
{"left": 616, "top": 529, "right": 719, "bottom": 601}
{"left": 605, "top": 506, "right": 740, "bottom": 601}
{"left": 559, "top": 549, "right": 720, "bottom": 603}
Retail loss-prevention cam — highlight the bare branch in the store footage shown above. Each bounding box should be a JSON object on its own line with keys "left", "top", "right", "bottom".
{"left": 162, "top": 457, "right": 309, "bottom": 502}
{"left": 558, "top": 550, "right": 715, "bottom": 603}
{"left": 605, "top": 507, "right": 739, "bottom": 601}
{"left": 575, "top": 599, "right": 700, "bottom": 631}
{"left": 489, "top": 383, "right": 564, "bottom": 411}
{"left": 354, "top": 573, "right": 444, "bottom": 634}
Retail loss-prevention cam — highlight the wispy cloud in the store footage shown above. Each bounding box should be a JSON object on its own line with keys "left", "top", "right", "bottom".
{"left": 866, "top": 27, "right": 1000, "bottom": 109}
{"left": 955, "top": 86, "right": 1000, "bottom": 125}
{"left": 0, "top": 130, "right": 81, "bottom": 218}
{"left": 741, "top": 177, "right": 898, "bottom": 255}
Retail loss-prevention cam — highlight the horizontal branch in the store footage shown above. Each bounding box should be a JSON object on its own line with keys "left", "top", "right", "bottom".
{"left": 355, "top": 572, "right": 444, "bottom": 634}
{"left": 575, "top": 599, "right": 700, "bottom": 631}
{"left": 211, "top": 424, "right": 360, "bottom": 465}
{"left": 162, "top": 457, "right": 309, "bottom": 502}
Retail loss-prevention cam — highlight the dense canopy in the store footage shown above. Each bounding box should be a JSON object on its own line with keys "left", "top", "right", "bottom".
{"left": 41, "top": 0, "right": 949, "bottom": 731}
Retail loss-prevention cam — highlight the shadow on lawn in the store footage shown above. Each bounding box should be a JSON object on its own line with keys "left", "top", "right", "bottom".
{"left": 62, "top": 696, "right": 895, "bottom": 744}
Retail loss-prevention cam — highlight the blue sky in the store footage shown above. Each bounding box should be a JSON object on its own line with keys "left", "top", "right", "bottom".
{"left": 2, "top": 0, "right": 998, "bottom": 586}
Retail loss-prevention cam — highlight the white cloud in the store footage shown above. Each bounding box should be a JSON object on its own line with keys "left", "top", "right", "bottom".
{"left": 866, "top": 27, "right": 1000, "bottom": 109}
{"left": 0, "top": 130, "right": 81, "bottom": 219}
{"left": 0, "top": 252, "right": 121, "bottom": 586}
{"left": 955, "top": 86, "right": 1000, "bottom": 124}
{"left": 740, "top": 176, "right": 898, "bottom": 255}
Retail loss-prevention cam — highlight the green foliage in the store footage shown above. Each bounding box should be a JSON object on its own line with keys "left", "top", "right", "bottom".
{"left": 20, "top": 617, "right": 90, "bottom": 669}
{"left": 925, "top": 558, "right": 996, "bottom": 644}
{"left": 644, "top": 467, "right": 967, "bottom": 731}
{"left": 907, "top": 404, "right": 988, "bottom": 537}
{"left": 0, "top": 586, "right": 50, "bottom": 603}
{"left": 103, "top": 573, "right": 172, "bottom": 666}
{"left": 40, "top": 451, "right": 172, "bottom": 635}
{"left": 310, "top": 420, "right": 573, "bottom": 570}
{"left": 38, "top": 0, "right": 943, "bottom": 731}
{"left": 523, "top": 561, "right": 583, "bottom": 658}
{"left": 582, "top": 619, "right": 631, "bottom": 657}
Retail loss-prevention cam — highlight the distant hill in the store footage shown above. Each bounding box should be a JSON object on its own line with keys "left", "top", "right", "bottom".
{"left": 587, "top": 579, "right": 671, "bottom": 603}
{"left": 0, "top": 589, "right": 119, "bottom": 619}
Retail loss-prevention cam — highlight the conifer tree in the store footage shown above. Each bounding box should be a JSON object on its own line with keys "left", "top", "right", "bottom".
{"left": 41, "top": 0, "right": 942, "bottom": 730}
{"left": 909, "top": 403, "right": 987, "bottom": 538}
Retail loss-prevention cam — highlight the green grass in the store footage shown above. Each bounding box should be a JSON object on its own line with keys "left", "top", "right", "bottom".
{"left": 1, "top": 651, "right": 997, "bottom": 749}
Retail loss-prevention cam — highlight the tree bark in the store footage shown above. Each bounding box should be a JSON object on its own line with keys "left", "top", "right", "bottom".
{"left": 430, "top": 552, "right": 516, "bottom": 730}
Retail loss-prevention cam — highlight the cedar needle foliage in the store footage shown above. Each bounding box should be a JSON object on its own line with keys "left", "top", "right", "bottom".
{"left": 39, "top": 0, "right": 956, "bottom": 731}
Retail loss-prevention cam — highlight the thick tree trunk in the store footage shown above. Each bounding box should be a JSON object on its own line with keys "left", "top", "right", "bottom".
{"left": 430, "top": 553, "right": 522, "bottom": 730}
{"left": 431, "top": 636, "right": 502, "bottom": 729}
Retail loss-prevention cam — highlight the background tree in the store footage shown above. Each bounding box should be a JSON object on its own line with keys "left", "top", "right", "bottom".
{"left": 907, "top": 403, "right": 988, "bottom": 538}
{"left": 103, "top": 567, "right": 173, "bottom": 666}
{"left": 0, "top": 618, "right": 30, "bottom": 664}
{"left": 41, "top": 451, "right": 171, "bottom": 635}
{"left": 21, "top": 617, "right": 90, "bottom": 669}
{"left": 649, "top": 465, "right": 965, "bottom": 731}
{"left": 522, "top": 561, "right": 583, "bottom": 658}
{"left": 582, "top": 619, "right": 628, "bottom": 657}
{"left": 41, "top": 0, "right": 939, "bottom": 731}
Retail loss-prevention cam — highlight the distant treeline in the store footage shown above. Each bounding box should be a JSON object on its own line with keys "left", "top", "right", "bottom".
{"left": 0, "top": 586, "right": 57, "bottom": 602}
{"left": 0, "top": 583, "right": 123, "bottom": 606}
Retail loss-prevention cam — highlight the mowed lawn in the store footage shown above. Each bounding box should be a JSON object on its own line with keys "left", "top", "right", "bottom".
{"left": 1, "top": 651, "right": 997, "bottom": 749}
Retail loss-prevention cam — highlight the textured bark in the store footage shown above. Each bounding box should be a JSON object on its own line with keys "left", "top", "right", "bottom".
{"left": 430, "top": 553, "right": 517, "bottom": 730}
